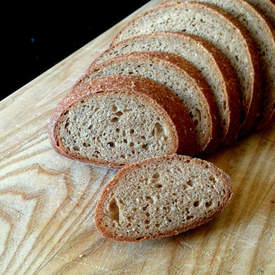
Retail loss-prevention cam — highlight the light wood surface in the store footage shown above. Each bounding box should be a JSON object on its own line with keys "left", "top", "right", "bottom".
{"left": 0, "top": 0, "right": 274, "bottom": 274}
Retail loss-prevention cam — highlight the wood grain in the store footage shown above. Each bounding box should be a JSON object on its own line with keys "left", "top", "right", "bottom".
{"left": 0, "top": 0, "right": 274, "bottom": 274}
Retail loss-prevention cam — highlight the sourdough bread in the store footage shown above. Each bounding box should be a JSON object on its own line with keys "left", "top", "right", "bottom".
{"left": 49, "top": 75, "right": 197, "bottom": 167}
{"left": 113, "top": 2, "right": 261, "bottom": 136}
{"left": 81, "top": 51, "right": 220, "bottom": 153}
{"left": 92, "top": 32, "right": 241, "bottom": 146}
{"left": 95, "top": 154, "right": 232, "bottom": 242}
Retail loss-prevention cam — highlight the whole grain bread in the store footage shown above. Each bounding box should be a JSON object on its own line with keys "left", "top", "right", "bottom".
{"left": 164, "top": 0, "right": 274, "bottom": 132}
{"left": 112, "top": 2, "right": 261, "bottom": 136}
{"left": 92, "top": 32, "right": 241, "bottom": 146}
{"left": 81, "top": 51, "right": 220, "bottom": 153}
{"left": 95, "top": 154, "right": 232, "bottom": 242}
{"left": 49, "top": 75, "right": 197, "bottom": 167}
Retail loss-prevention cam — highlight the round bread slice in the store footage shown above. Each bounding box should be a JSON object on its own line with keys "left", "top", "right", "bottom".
{"left": 92, "top": 32, "right": 241, "bottom": 146}
{"left": 112, "top": 2, "right": 261, "bottom": 136}
{"left": 81, "top": 51, "right": 220, "bottom": 154}
{"left": 95, "top": 154, "right": 232, "bottom": 242}
{"left": 49, "top": 75, "right": 197, "bottom": 167}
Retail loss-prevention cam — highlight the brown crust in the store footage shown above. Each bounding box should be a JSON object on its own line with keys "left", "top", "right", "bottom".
{"left": 48, "top": 75, "right": 197, "bottom": 168}
{"left": 95, "top": 154, "right": 233, "bottom": 242}
{"left": 86, "top": 51, "right": 220, "bottom": 153}
{"left": 111, "top": 1, "right": 262, "bottom": 137}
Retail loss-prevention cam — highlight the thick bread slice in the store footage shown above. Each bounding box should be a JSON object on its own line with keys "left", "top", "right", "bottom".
{"left": 49, "top": 75, "right": 197, "bottom": 167}
{"left": 113, "top": 2, "right": 261, "bottom": 136}
{"left": 93, "top": 32, "right": 241, "bottom": 146}
{"left": 164, "top": 0, "right": 275, "bottom": 132}
{"left": 95, "top": 154, "right": 232, "bottom": 242}
{"left": 81, "top": 51, "right": 220, "bottom": 153}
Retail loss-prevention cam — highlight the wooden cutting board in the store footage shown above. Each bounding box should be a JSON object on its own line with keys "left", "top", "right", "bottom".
{"left": 0, "top": 0, "right": 274, "bottom": 274}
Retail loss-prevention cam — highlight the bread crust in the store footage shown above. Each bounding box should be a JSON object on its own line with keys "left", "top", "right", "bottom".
{"left": 49, "top": 75, "right": 197, "bottom": 167}
{"left": 111, "top": 1, "right": 262, "bottom": 137}
{"left": 85, "top": 51, "right": 219, "bottom": 153}
{"left": 95, "top": 154, "right": 233, "bottom": 242}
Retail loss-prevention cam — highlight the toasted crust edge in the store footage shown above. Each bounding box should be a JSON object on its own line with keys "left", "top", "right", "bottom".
{"left": 95, "top": 154, "right": 233, "bottom": 242}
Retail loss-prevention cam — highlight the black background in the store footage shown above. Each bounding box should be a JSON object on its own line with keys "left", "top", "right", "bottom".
{"left": 3, "top": 2, "right": 149, "bottom": 100}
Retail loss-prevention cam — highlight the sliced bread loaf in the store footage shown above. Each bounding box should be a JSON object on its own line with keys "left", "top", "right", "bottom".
{"left": 92, "top": 32, "right": 241, "bottom": 146}
{"left": 165, "top": 0, "right": 274, "bottom": 131}
{"left": 49, "top": 75, "right": 197, "bottom": 167}
{"left": 81, "top": 51, "right": 220, "bottom": 153}
{"left": 112, "top": 2, "right": 261, "bottom": 136}
{"left": 95, "top": 154, "right": 232, "bottom": 242}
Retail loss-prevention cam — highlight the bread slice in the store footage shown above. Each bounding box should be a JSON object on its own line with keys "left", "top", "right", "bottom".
{"left": 164, "top": 0, "right": 274, "bottom": 132}
{"left": 49, "top": 75, "right": 197, "bottom": 167}
{"left": 92, "top": 32, "right": 241, "bottom": 146}
{"left": 81, "top": 51, "right": 220, "bottom": 153}
{"left": 95, "top": 154, "right": 232, "bottom": 242}
{"left": 245, "top": 0, "right": 275, "bottom": 28}
{"left": 112, "top": 2, "right": 261, "bottom": 136}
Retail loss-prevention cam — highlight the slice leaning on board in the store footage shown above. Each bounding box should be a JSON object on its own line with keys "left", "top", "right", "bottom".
{"left": 113, "top": 1, "right": 263, "bottom": 136}
{"left": 160, "top": 0, "right": 275, "bottom": 131}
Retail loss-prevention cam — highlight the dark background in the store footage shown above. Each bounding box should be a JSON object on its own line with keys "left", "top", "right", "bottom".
{"left": 3, "top": 1, "right": 149, "bottom": 100}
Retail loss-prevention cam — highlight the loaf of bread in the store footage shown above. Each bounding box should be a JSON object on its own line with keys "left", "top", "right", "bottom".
{"left": 92, "top": 32, "right": 241, "bottom": 146}
{"left": 112, "top": 2, "right": 262, "bottom": 136}
{"left": 95, "top": 154, "right": 232, "bottom": 241}
{"left": 82, "top": 51, "right": 220, "bottom": 153}
{"left": 49, "top": 75, "right": 197, "bottom": 167}
{"left": 164, "top": 0, "right": 274, "bottom": 132}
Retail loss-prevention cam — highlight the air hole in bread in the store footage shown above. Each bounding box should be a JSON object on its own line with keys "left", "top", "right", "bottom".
{"left": 145, "top": 196, "right": 153, "bottom": 203}
{"left": 130, "top": 129, "right": 134, "bottom": 134}
{"left": 155, "top": 184, "right": 163, "bottom": 188}
{"left": 154, "top": 122, "right": 163, "bottom": 138}
{"left": 83, "top": 142, "right": 89, "bottom": 147}
{"left": 142, "top": 144, "right": 148, "bottom": 149}
{"left": 109, "top": 199, "right": 120, "bottom": 224}
{"left": 116, "top": 128, "right": 120, "bottom": 133}
{"left": 186, "top": 179, "right": 193, "bottom": 187}
{"left": 112, "top": 105, "right": 118, "bottom": 112}
{"left": 152, "top": 172, "right": 160, "bottom": 179}
{"left": 193, "top": 201, "right": 199, "bottom": 207}
{"left": 107, "top": 142, "right": 115, "bottom": 148}
{"left": 209, "top": 176, "right": 216, "bottom": 183}
{"left": 205, "top": 201, "right": 212, "bottom": 208}
{"left": 73, "top": 146, "right": 79, "bottom": 151}
{"left": 186, "top": 215, "right": 194, "bottom": 220}
{"left": 115, "top": 111, "right": 123, "bottom": 116}
{"left": 111, "top": 117, "right": 119, "bottom": 123}
{"left": 129, "top": 141, "right": 134, "bottom": 147}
